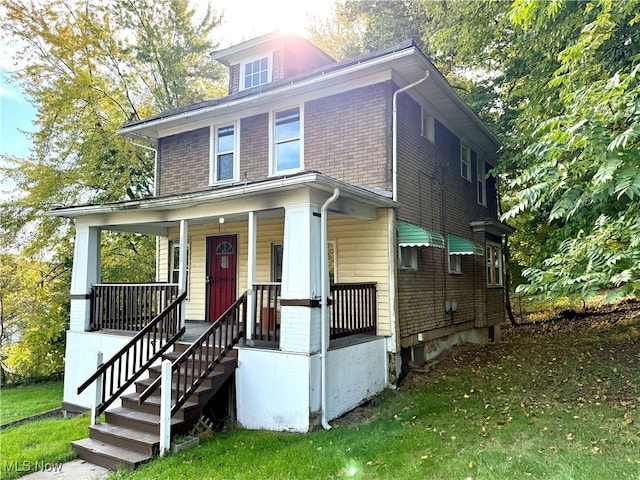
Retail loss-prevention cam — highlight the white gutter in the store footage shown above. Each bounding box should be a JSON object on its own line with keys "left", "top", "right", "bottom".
{"left": 131, "top": 141, "right": 158, "bottom": 196}
{"left": 320, "top": 188, "right": 340, "bottom": 430}
{"left": 392, "top": 70, "right": 430, "bottom": 202}
{"left": 46, "top": 173, "right": 396, "bottom": 218}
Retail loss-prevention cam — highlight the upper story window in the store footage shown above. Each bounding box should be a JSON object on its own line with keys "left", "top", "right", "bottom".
{"left": 421, "top": 107, "right": 435, "bottom": 143}
{"left": 241, "top": 55, "right": 271, "bottom": 90}
{"left": 460, "top": 143, "right": 471, "bottom": 181}
{"left": 211, "top": 123, "right": 237, "bottom": 184}
{"left": 273, "top": 106, "right": 302, "bottom": 174}
{"left": 477, "top": 157, "right": 487, "bottom": 206}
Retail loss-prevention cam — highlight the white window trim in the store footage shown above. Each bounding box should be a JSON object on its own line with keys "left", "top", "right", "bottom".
{"left": 487, "top": 241, "right": 503, "bottom": 287}
{"left": 477, "top": 157, "right": 487, "bottom": 206}
{"left": 209, "top": 122, "right": 240, "bottom": 185}
{"left": 398, "top": 246, "right": 418, "bottom": 271}
{"left": 448, "top": 255, "right": 462, "bottom": 275}
{"left": 170, "top": 240, "right": 190, "bottom": 297}
{"left": 239, "top": 53, "right": 273, "bottom": 91}
{"left": 460, "top": 142, "right": 471, "bottom": 181}
{"left": 269, "top": 105, "right": 304, "bottom": 176}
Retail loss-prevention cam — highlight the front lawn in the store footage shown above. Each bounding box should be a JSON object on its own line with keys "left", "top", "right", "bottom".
{"left": 0, "top": 415, "right": 90, "bottom": 480}
{"left": 108, "top": 300, "right": 640, "bottom": 480}
{"left": 0, "top": 381, "right": 63, "bottom": 425}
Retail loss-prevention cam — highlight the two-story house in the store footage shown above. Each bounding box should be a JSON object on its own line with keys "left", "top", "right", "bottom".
{"left": 50, "top": 32, "right": 512, "bottom": 469}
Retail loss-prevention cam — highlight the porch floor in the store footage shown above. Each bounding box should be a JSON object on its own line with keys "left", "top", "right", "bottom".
{"left": 97, "top": 320, "right": 210, "bottom": 342}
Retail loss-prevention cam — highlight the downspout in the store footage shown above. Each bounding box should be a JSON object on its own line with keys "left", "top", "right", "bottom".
{"left": 391, "top": 70, "right": 430, "bottom": 381}
{"left": 131, "top": 141, "right": 158, "bottom": 196}
{"left": 392, "top": 70, "right": 430, "bottom": 202}
{"left": 320, "top": 188, "right": 340, "bottom": 430}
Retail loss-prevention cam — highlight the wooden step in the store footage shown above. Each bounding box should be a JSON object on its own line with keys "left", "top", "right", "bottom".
{"left": 89, "top": 423, "right": 159, "bottom": 456}
{"left": 148, "top": 356, "right": 237, "bottom": 380}
{"left": 105, "top": 407, "right": 184, "bottom": 435}
{"left": 72, "top": 437, "right": 152, "bottom": 470}
{"left": 120, "top": 393, "right": 200, "bottom": 420}
{"left": 135, "top": 376, "right": 215, "bottom": 396}
{"left": 174, "top": 341, "right": 240, "bottom": 355}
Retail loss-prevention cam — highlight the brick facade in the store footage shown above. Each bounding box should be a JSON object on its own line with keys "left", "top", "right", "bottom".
{"left": 154, "top": 52, "right": 505, "bottom": 350}
{"left": 305, "top": 83, "right": 391, "bottom": 191}
{"left": 394, "top": 91, "right": 504, "bottom": 346}
{"left": 157, "top": 127, "right": 209, "bottom": 197}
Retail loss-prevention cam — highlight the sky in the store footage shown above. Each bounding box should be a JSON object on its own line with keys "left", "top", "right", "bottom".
{"left": 0, "top": 0, "right": 334, "bottom": 175}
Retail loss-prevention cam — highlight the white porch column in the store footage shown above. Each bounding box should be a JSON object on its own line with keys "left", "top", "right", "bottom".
{"left": 246, "top": 211, "right": 257, "bottom": 342}
{"left": 178, "top": 220, "right": 188, "bottom": 328}
{"left": 279, "top": 203, "right": 322, "bottom": 354}
{"left": 69, "top": 224, "right": 101, "bottom": 331}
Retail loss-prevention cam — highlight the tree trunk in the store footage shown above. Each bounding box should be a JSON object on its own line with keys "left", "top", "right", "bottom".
{"left": 503, "top": 235, "right": 518, "bottom": 326}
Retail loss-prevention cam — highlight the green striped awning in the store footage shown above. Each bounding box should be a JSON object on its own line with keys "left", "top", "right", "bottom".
{"left": 398, "top": 221, "right": 445, "bottom": 248}
{"left": 448, "top": 234, "right": 484, "bottom": 255}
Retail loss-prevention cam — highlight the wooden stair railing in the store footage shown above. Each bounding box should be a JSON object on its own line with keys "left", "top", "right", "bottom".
{"left": 137, "top": 291, "right": 247, "bottom": 416}
{"left": 77, "top": 292, "right": 187, "bottom": 419}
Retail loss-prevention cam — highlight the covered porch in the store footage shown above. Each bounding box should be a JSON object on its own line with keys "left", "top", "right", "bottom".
{"left": 88, "top": 281, "right": 378, "bottom": 345}
{"left": 53, "top": 173, "right": 398, "bottom": 429}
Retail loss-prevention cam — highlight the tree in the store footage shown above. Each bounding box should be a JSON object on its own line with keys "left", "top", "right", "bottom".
{"left": 0, "top": 253, "right": 70, "bottom": 381}
{"left": 0, "top": 0, "right": 225, "bottom": 253}
{"left": 0, "top": 0, "right": 226, "bottom": 377}
{"left": 504, "top": 0, "right": 640, "bottom": 301}
{"left": 316, "top": 0, "right": 640, "bottom": 302}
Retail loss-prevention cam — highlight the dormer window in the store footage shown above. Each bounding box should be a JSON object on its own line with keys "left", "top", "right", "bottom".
{"left": 241, "top": 55, "right": 271, "bottom": 90}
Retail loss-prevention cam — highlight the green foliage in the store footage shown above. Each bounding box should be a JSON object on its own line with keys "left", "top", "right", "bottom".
{"left": 316, "top": 0, "right": 640, "bottom": 301}
{"left": 0, "top": 254, "right": 69, "bottom": 379}
{"left": 504, "top": 1, "right": 640, "bottom": 300}
{"left": 0, "top": 1, "right": 225, "bottom": 378}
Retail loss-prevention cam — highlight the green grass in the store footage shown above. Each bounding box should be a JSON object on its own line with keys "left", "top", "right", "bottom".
{"left": 108, "top": 305, "right": 640, "bottom": 480}
{"left": 0, "top": 381, "right": 63, "bottom": 425}
{"left": 0, "top": 414, "right": 90, "bottom": 480}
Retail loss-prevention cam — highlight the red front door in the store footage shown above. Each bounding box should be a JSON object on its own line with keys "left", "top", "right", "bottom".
{"left": 206, "top": 235, "right": 237, "bottom": 322}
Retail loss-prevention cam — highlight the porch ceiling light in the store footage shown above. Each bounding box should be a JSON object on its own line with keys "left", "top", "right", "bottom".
{"left": 448, "top": 234, "right": 484, "bottom": 256}
{"left": 397, "top": 221, "right": 445, "bottom": 248}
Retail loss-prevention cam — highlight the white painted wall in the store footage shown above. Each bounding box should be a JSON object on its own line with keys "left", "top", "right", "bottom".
{"left": 236, "top": 338, "right": 387, "bottom": 432}
{"left": 63, "top": 331, "right": 140, "bottom": 411}
{"left": 235, "top": 347, "right": 318, "bottom": 432}
{"left": 325, "top": 338, "right": 387, "bottom": 420}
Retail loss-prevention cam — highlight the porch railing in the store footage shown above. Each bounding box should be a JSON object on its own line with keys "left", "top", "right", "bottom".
{"left": 90, "top": 283, "right": 179, "bottom": 331}
{"left": 251, "top": 282, "right": 377, "bottom": 342}
{"left": 330, "top": 282, "right": 377, "bottom": 339}
{"left": 77, "top": 291, "right": 187, "bottom": 418}
{"left": 138, "top": 292, "right": 247, "bottom": 415}
{"left": 253, "top": 283, "right": 281, "bottom": 342}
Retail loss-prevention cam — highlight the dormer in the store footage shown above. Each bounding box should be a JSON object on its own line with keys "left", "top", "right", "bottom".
{"left": 212, "top": 31, "right": 336, "bottom": 95}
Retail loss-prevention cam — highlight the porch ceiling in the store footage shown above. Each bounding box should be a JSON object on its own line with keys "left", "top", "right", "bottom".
{"left": 47, "top": 173, "right": 397, "bottom": 235}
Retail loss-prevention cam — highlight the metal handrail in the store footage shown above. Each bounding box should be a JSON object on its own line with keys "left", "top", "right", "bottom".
{"left": 137, "top": 292, "right": 247, "bottom": 415}
{"left": 77, "top": 291, "right": 187, "bottom": 417}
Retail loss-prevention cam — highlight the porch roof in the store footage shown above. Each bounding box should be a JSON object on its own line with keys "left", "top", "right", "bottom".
{"left": 46, "top": 172, "right": 397, "bottom": 235}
